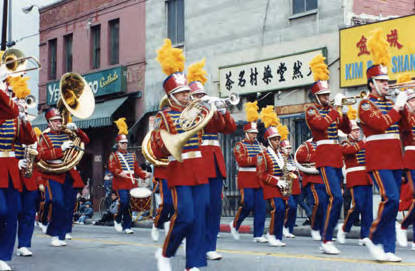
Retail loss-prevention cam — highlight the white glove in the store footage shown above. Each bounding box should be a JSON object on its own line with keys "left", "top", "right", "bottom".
{"left": 217, "top": 108, "right": 226, "bottom": 115}
{"left": 38, "top": 184, "right": 45, "bottom": 192}
{"left": 18, "top": 159, "right": 28, "bottom": 170}
{"left": 66, "top": 122, "right": 78, "bottom": 131}
{"left": 277, "top": 179, "right": 287, "bottom": 190}
{"left": 61, "top": 140, "right": 74, "bottom": 151}
{"left": 394, "top": 91, "right": 408, "bottom": 110}
{"left": 18, "top": 111, "right": 27, "bottom": 121}
{"left": 333, "top": 93, "right": 345, "bottom": 107}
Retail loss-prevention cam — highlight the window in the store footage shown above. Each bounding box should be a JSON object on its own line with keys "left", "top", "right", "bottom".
{"left": 293, "top": 0, "right": 317, "bottom": 14}
{"left": 63, "top": 34, "right": 73, "bottom": 73}
{"left": 109, "top": 19, "right": 119, "bottom": 65}
{"left": 48, "top": 39, "right": 57, "bottom": 80}
{"left": 167, "top": 0, "right": 184, "bottom": 45}
{"left": 91, "top": 25, "right": 101, "bottom": 69}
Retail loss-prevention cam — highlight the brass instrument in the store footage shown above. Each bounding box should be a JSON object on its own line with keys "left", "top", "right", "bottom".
{"left": 330, "top": 91, "right": 367, "bottom": 106}
{"left": 23, "top": 144, "right": 38, "bottom": 178}
{"left": 159, "top": 95, "right": 170, "bottom": 110}
{"left": 280, "top": 153, "right": 297, "bottom": 197}
{"left": 0, "top": 48, "right": 41, "bottom": 77}
{"left": 199, "top": 92, "right": 240, "bottom": 109}
{"left": 37, "top": 73, "right": 94, "bottom": 174}
{"left": 389, "top": 80, "right": 415, "bottom": 89}
{"left": 293, "top": 143, "right": 319, "bottom": 175}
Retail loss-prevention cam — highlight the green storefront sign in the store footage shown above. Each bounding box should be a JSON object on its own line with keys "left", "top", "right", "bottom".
{"left": 46, "top": 66, "right": 127, "bottom": 105}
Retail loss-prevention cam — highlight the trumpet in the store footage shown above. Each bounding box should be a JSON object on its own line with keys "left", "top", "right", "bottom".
{"left": 199, "top": 92, "right": 240, "bottom": 109}
{"left": 330, "top": 91, "right": 367, "bottom": 105}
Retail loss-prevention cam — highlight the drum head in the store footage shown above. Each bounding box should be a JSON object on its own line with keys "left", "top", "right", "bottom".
{"left": 130, "top": 187, "right": 152, "bottom": 198}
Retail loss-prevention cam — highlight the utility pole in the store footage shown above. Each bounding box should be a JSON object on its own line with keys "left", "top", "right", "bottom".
{"left": 1, "top": 0, "right": 8, "bottom": 50}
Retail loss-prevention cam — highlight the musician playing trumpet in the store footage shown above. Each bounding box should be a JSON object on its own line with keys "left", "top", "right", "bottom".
{"left": 37, "top": 107, "right": 89, "bottom": 247}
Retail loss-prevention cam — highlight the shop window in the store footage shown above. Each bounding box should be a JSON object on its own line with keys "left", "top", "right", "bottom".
{"left": 48, "top": 38, "right": 57, "bottom": 80}
{"left": 91, "top": 25, "right": 101, "bottom": 69}
{"left": 109, "top": 19, "right": 119, "bottom": 65}
{"left": 63, "top": 34, "right": 73, "bottom": 73}
{"left": 167, "top": 0, "right": 184, "bottom": 46}
{"left": 293, "top": 0, "right": 317, "bottom": 14}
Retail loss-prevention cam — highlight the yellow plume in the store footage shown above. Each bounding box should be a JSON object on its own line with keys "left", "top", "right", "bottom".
{"left": 245, "top": 101, "right": 259, "bottom": 122}
{"left": 187, "top": 58, "right": 207, "bottom": 84}
{"left": 259, "top": 105, "right": 280, "bottom": 128}
{"left": 7, "top": 76, "right": 31, "bottom": 98}
{"left": 367, "top": 29, "right": 390, "bottom": 67}
{"left": 33, "top": 127, "right": 42, "bottom": 138}
{"left": 346, "top": 105, "right": 357, "bottom": 120}
{"left": 397, "top": 73, "right": 411, "bottom": 84}
{"left": 277, "top": 125, "right": 289, "bottom": 141}
{"left": 156, "top": 39, "right": 186, "bottom": 75}
{"left": 309, "top": 54, "right": 329, "bottom": 82}
{"left": 114, "top": 117, "right": 128, "bottom": 135}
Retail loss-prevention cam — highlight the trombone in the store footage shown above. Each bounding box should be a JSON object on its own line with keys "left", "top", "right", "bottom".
{"left": 330, "top": 91, "right": 367, "bottom": 106}
{"left": 0, "top": 48, "right": 41, "bottom": 77}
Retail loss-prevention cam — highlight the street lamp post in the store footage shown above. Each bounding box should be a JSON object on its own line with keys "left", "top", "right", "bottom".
{"left": 1, "top": 0, "right": 9, "bottom": 50}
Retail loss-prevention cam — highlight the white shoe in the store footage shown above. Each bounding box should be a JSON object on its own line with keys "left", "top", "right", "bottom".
{"left": 114, "top": 221, "right": 122, "bottom": 232}
{"left": 320, "top": 241, "right": 340, "bottom": 255}
{"left": 51, "top": 237, "right": 66, "bottom": 247}
{"left": 125, "top": 228, "right": 134, "bottom": 234}
{"left": 396, "top": 222, "right": 408, "bottom": 247}
{"left": 336, "top": 224, "right": 346, "bottom": 244}
{"left": 65, "top": 233, "right": 72, "bottom": 240}
{"left": 266, "top": 233, "right": 286, "bottom": 247}
{"left": 411, "top": 243, "right": 415, "bottom": 251}
{"left": 311, "top": 230, "right": 321, "bottom": 241}
{"left": 0, "top": 260, "right": 11, "bottom": 271}
{"left": 253, "top": 236, "right": 268, "bottom": 243}
{"left": 155, "top": 248, "right": 172, "bottom": 271}
{"left": 16, "top": 247, "right": 33, "bottom": 256}
{"left": 364, "top": 238, "right": 387, "bottom": 261}
{"left": 229, "top": 221, "right": 240, "bottom": 240}
{"left": 358, "top": 238, "right": 367, "bottom": 246}
{"left": 38, "top": 223, "right": 48, "bottom": 234}
{"left": 163, "top": 221, "right": 170, "bottom": 237}
{"left": 185, "top": 268, "right": 200, "bottom": 271}
{"left": 283, "top": 227, "right": 290, "bottom": 238}
{"left": 151, "top": 224, "right": 160, "bottom": 241}
{"left": 384, "top": 252, "right": 402, "bottom": 262}
{"left": 286, "top": 232, "right": 295, "bottom": 238}
{"left": 206, "top": 251, "right": 222, "bottom": 260}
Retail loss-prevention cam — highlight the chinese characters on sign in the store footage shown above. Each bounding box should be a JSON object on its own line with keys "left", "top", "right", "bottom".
{"left": 219, "top": 49, "right": 326, "bottom": 96}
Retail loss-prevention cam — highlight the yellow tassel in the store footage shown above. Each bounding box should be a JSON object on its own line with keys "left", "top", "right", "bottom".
{"left": 33, "top": 127, "right": 42, "bottom": 138}
{"left": 346, "top": 105, "right": 357, "bottom": 120}
{"left": 309, "top": 54, "right": 329, "bottom": 82}
{"left": 7, "top": 76, "right": 31, "bottom": 98}
{"left": 245, "top": 101, "right": 259, "bottom": 122}
{"left": 114, "top": 117, "right": 128, "bottom": 135}
{"left": 367, "top": 29, "right": 390, "bottom": 67}
{"left": 277, "top": 125, "right": 289, "bottom": 141}
{"left": 156, "top": 39, "right": 186, "bottom": 75}
{"left": 187, "top": 58, "right": 207, "bottom": 84}
{"left": 259, "top": 105, "right": 280, "bottom": 128}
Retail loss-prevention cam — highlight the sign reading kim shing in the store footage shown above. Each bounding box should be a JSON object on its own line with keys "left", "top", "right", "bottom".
{"left": 46, "top": 66, "right": 127, "bottom": 105}
{"left": 219, "top": 48, "right": 326, "bottom": 97}
{"left": 340, "top": 15, "right": 415, "bottom": 87}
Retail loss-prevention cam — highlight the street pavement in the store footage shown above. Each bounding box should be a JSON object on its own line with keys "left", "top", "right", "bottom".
{"left": 8, "top": 224, "right": 415, "bottom": 271}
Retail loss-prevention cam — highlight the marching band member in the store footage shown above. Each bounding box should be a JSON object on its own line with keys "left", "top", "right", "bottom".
{"left": 295, "top": 138, "right": 327, "bottom": 241}
{"left": 257, "top": 106, "right": 290, "bottom": 246}
{"left": 358, "top": 29, "right": 406, "bottom": 262}
{"left": 337, "top": 119, "right": 373, "bottom": 245}
{"left": 280, "top": 139, "right": 301, "bottom": 239}
{"left": 230, "top": 101, "right": 267, "bottom": 243}
{"left": 306, "top": 54, "right": 351, "bottom": 254}
{"left": 150, "top": 39, "right": 222, "bottom": 271}
{"left": 188, "top": 59, "right": 237, "bottom": 260}
{"left": 108, "top": 118, "right": 149, "bottom": 234}
{"left": 37, "top": 107, "right": 90, "bottom": 247}
{"left": 0, "top": 74, "right": 36, "bottom": 270}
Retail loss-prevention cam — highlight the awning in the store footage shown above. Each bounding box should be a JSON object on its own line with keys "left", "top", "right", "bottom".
{"left": 31, "top": 96, "right": 129, "bottom": 130}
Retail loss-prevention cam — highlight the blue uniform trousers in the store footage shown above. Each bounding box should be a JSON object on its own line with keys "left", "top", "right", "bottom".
{"left": 306, "top": 183, "right": 328, "bottom": 233}
{"left": 343, "top": 185, "right": 373, "bottom": 239}
{"left": 46, "top": 178, "right": 67, "bottom": 240}
{"left": 233, "top": 188, "right": 266, "bottom": 238}
{"left": 285, "top": 195, "right": 299, "bottom": 233}
{"left": 402, "top": 170, "right": 415, "bottom": 234}
{"left": 319, "top": 166, "right": 343, "bottom": 242}
{"left": 154, "top": 179, "right": 174, "bottom": 229}
{"left": 115, "top": 189, "right": 132, "bottom": 230}
{"left": 369, "top": 169, "right": 402, "bottom": 253}
{"left": 18, "top": 188, "right": 39, "bottom": 248}
{"left": 0, "top": 178, "right": 21, "bottom": 261}
{"left": 163, "top": 184, "right": 209, "bottom": 269}
{"left": 269, "top": 197, "right": 286, "bottom": 240}
{"left": 62, "top": 177, "right": 77, "bottom": 235}
{"left": 298, "top": 187, "right": 312, "bottom": 218}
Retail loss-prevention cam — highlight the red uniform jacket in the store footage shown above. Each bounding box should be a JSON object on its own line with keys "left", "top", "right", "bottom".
{"left": 358, "top": 95, "right": 403, "bottom": 171}
{"left": 108, "top": 149, "right": 147, "bottom": 191}
{"left": 305, "top": 104, "right": 351, "bottom": 168}
{"left": 256, "top": 146, "right": 288, "bottom": 200}
{"left": 0, "top": 90, "right": 19, "bottom": 120}
{"left": 71, "top": 169, "right": 85, "bottom": 188}
{"left": 341, "top": 139, "right": 372, "bottom": 188}
{"left": 295, "top": 140, "right": 323, "bottom": 187}
{"left": 149, "top": 105, "right": 223, "bottom": 188}
{"left": 201, "top": 111, "right": 236, "bottom": 179}
{"left": 400, "top": 107, "right": 415, "bottom": 170}
{"left": 234, "top": 139, "right": 263, "bottom": 189}
{"left": 37, "top": 128, "right": 90, "bottom": 184}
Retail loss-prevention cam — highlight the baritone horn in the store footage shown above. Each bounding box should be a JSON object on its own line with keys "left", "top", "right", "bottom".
{"left": 330, "top": 91, "right": 367, "bottom": 105}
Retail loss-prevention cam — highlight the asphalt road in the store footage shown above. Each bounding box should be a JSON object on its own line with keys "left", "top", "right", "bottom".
{"left": 8, "top": 224, "right": 415, "bottom": 271}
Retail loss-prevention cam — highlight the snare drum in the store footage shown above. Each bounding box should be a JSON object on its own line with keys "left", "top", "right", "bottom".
{"left": 130, "top": 187, "right": 152, "bottom": 212}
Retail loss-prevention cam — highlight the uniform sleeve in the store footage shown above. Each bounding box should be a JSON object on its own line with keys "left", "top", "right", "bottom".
{"left": 108, "top": 152, "right": 123, "bottom": 177}
{"left": 150, "top": 112, "right": 171, "bottom": 159}
{"left": 0, "top": 90, "right": 19, "bottom": 120}
{"left": 37, "top": 134, "right": 64, "bottom": 160}
{"left": 233, "top": 142, "right": 257, "bottom": 167}
{"left": 358, "top": 100, "right": 401, "bottom": 132}
{"left": 17, "top": 119, "right": 37, "bottom": 145}
{"left": 256, "top": 152, "right": 278, "bottom": 186}
{"left": 205, "top": 111, "right": 226, "bottom": 133}
{"left": 305, "top": 106, "right": 340, "bottom": 131}
{"left": 341, "top": 141, "right": 363, "bottom": 155}
{"left": 338, "top": 113, "right": 352, "bottom": 134}
{"left": 76, "top": 128, "right": 90, "bottom": 144}
{"left": 222, "top": 111, "right": 237, "bottom": 134}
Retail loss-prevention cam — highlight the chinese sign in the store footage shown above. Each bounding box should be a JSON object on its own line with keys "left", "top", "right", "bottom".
{"left": 219, "top": 48, "right": 326, "bottom": 97}
{"left": 340, "top": 15, "right": 415, "bottom": 87}
{"left": 46, "top": 66, "right": 127, "bottom": 105}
